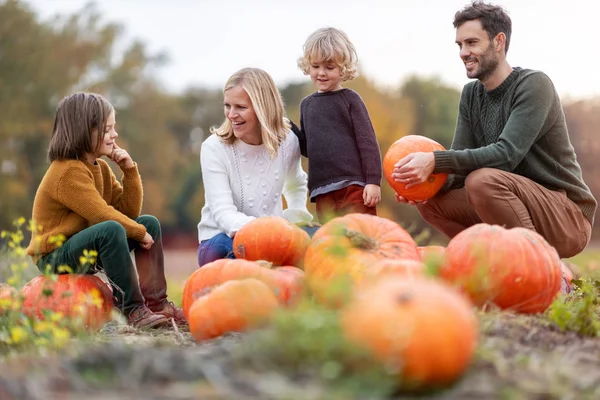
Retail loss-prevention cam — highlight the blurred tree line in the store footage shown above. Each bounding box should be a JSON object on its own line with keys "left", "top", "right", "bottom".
{"left": 1, "top": 0, "right": 598, "bottom": 246}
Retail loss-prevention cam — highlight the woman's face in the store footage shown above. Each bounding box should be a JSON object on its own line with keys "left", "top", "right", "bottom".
{"left": 224, "top": 86, "right": 262, "bottom": 145}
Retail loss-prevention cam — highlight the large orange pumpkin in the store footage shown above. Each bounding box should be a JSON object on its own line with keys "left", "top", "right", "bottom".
{"left": 188, "top": 278, "right": 278, "bottom": 342}
{"left": 181, "top": 259, "right": 304, "bottom": 319}
{"left": 341, "top": 277, "right": 478, "bottom": 389}
{"left": 440, "top": 224, "right": 562, "bottom": 313}
{"left": 233, "top": 216, "right": 310, "bottom": 267}
{"left": 383, "top": 135, "right": 448, "bottom": 202}
{"left": 303, "top": 214, "right": 420, "bottom": 303}
{"left": 417, "top": 245, "right": 446, "bottom": 262}
{"left": 21, "top": 274, "right": 114, "bottom": 330}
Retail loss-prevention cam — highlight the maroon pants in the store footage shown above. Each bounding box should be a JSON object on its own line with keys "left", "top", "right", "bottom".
{"left": 315, "top": 184, "right": 377, "bottom": 224}
{"left": 417, "top": 168, "right": 591, "bottom": 258}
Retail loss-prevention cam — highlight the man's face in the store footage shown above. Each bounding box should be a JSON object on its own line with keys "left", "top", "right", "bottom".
{"left": 455, "top": 19, "right": 500, "bottom": 82}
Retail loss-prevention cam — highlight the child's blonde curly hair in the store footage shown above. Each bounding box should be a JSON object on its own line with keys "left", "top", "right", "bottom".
{"left": 297, "top": 27, "right": 358, "bottom": 82}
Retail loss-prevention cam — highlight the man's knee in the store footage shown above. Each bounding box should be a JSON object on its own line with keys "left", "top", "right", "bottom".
{"left": 465, "top": 168, "right": 503, "bottom": 204}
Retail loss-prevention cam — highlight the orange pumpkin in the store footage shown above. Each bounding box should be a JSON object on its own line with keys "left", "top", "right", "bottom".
{"left": 0, "top": 283, "right": 18, "bottom": 314}
{"left": 182, "top": 259, "right": 304, "bottom": 319}
{"left": 233, "top": 216, "right": 310, "bottom": 267}
{"left": 21, "top": 274, "right": 114, "bottom": 330}
{"left": 188, "top": 278, "right": 278, "bottom": 342}
{"left": 367, "top": 259, "right": 425, "bottom": 278}
{"left": 341, "top": 277, "right": 478, "bottom": 389}
{"left": 441, "top": 223, "right": 562, "bottom": 313}
{"left": 383, "top": 135, "right": 448, "bottom": 202}
{"left": 303, "top": 214, "right": 420, "bottom": 303}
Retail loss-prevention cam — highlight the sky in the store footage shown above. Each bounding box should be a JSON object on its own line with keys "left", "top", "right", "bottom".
{"left": 25, "top": 0, "right": 600, "bottom": 100}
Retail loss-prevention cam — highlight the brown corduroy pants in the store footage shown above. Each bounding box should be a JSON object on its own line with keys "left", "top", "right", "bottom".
{"left": 315, "top": 184, "right": 377, "bottom": 224}
{"left": 417, "top": 168, "right": 591, "bottom": 258}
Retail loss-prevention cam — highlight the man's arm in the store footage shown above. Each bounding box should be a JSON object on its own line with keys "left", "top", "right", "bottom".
{"left": 434, "top": 72, "right": 557, "bottom": 175}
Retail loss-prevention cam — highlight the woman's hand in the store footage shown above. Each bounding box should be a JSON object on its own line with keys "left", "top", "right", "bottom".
{"left": 110, "top": 143, "right": 135, "bottom": 169}
{"left": 140, "top": 232, "right": 154, "bottom": 250}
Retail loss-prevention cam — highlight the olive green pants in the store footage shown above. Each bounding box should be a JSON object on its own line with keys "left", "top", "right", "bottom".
{"left": 37, "top": 215, "right": 168, "bottom": 314}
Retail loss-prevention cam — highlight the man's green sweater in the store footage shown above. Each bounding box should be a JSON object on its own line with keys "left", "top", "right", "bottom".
{"left": 434, "top": 68, "right": 597, "bottom": 225}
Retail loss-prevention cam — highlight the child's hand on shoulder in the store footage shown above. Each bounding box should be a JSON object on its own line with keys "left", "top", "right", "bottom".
{"left": 109, "top": 143, "right": 134, "bottom": 169}
{"left": 363, "top": 184, "right": 381, "bottom": 207}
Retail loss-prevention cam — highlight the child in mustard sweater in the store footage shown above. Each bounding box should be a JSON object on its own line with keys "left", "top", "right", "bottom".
{"left": 26, "top": 92, "right": 184, "bottom": 329}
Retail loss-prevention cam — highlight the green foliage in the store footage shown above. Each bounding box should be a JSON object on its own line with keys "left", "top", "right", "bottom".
{"left": 547, "top": 278, "right": 600, "bottom": 337}
{"left": 235, "top": 298, "right": 397, "bottom": 398}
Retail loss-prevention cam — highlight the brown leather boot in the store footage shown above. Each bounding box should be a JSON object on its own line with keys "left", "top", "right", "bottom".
{"left": 128, "top": 305, "right": 170, "bottom": 329}
{"left": 152, "top": 301, "right": 187, "bottom": 326}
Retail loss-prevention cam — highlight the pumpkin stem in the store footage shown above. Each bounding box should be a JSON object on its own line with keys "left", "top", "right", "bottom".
{"left": 346, "top": 229, "right": 378, "bottom": 251}
{"left": 396, "top": 293, "right": 413, "bottom": 304}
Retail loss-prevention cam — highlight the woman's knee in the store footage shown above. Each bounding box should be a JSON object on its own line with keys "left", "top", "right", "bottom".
{"left": 197, "top": 234, "right": 234, "bottom": 267}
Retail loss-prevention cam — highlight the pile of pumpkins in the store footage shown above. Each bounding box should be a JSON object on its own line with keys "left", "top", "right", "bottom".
{"left": 181, "top": 135, "right": 565, "bottom": 388}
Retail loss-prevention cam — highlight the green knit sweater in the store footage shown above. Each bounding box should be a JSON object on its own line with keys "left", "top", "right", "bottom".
{"left": 434, "top": 68, "right": 597, "bottom": 225}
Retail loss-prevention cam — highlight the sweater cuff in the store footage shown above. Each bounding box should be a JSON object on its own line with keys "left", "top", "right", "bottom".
{"left": 365, "top": 175, "right": 382, "bottom": 186}
{"left": 130, "top": 223, "right": 147, "bottom": 242}
{"left": 121, "top": 162, "right": 140, "bottom": 178}
{"left": 433, "top": 151, "right": 454, "bottom": 174}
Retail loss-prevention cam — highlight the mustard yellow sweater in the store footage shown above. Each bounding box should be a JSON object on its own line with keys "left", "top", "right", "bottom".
{"left": 26, "top": 158, "right": 147, "bottom": 263}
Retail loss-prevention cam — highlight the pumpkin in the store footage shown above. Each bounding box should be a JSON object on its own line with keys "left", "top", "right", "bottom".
{"left": 233, "top": 216, "right": 310, "bottom": 267}
{"left": 340, "top": 277, "right": 478, "bottom": 389}
{"left": 21, "top": 274, "right": 114, "bottom": 330}
{"left": 188, "top": 278, "right": 278, "bottom": 342}
{"left": 560, "top": 261, "right": 575, "bottom": 284}
{"left": 182, "top": 259, "right": 304, "bottom": 319}
{"left": 303, "top": 214, "right": 420, "bottom": 304}
{"left": 382, "top": 135, "right": 448, "bottom": 202}
{"left": 417, "top": 245, "right": 446, "bottom": 262}
{"left": 440, "top": 223, "right": 562, "bottom": 313}
{"left": 367, "top": 259, "right": 425, "bottom": 278}
{"left": 0, "top": 283, "right": 18, "bottom": 314}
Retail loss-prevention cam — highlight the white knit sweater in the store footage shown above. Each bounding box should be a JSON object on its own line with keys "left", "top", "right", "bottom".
{"left": 197, "top": 132, "right": 313, "bottom": 242}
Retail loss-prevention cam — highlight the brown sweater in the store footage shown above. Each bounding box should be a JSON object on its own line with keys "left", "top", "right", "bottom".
{"left": 26, "top": 158, "right": 147, "bottom": 263}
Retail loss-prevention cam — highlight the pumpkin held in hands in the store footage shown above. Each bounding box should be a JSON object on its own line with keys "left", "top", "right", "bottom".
{"left": 440, "top": 223, "right": 562, "bottom": 313}
{"left": 233, "top": 216, "right": 310, "bottom": 267}
{"left": 188, "top": 278, "right": 278, "bottom": 342}
{"left": 21, "top": 274, "right": 114, "bottom": 330}
{"left": 341, "top": 277, "right": 478, "bottom": 389}
{"left": 383, "top": 135, "right": 448, "bottom": 202}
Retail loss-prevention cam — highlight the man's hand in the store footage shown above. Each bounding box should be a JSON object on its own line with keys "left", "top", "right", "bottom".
{"left": 109, "top": 143, "right": 135, "bottom": 169}
{"left": 394, "top": 192, "right": 426, "bottom": 206}
{"left": 391, "top": 152, "right": 435, "bottom": 189}
{"left": 140, "top": 232, "right": 154, "bottom": 250}
{"left": 363, "top": 184, "right": 381, "bottom": 207}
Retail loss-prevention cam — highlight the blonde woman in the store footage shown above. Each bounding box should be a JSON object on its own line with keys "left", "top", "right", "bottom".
{"left": 294, "top": 27, "right": 382, "bottom": 224}
{"left": 197, "top": 68, "right": 313, "bottom": 267}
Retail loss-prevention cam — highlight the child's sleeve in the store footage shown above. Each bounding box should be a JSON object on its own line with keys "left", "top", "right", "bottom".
{"left": 348, "top": 91, "right": 382, "bottom": 186}
{"left": 108, "top": 162, "right": 143, "bottom": 219}
{"left": 282, "top": 133, "right": 313, "bottom": 224}
{"left": 55, "top": 166, "right": 147, "bottom": 241}
{"left": 200, "top": 139, "right": 255, "bottom": 237}
{"left": 289, "top": 119, "right": 307, "bottom": 158}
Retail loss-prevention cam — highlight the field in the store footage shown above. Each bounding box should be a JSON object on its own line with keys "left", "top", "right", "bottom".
{"left": 1, "top": 247, "right": 600, "bottom": 400}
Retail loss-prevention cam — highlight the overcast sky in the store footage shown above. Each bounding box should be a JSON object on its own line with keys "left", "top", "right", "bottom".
{"left": 26, "top": 0, "right": 599, "bottom": 100}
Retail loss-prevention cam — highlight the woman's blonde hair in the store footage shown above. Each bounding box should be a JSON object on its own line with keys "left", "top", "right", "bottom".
{"left": 297, "top": 27, "right": 358, "bottom": 82}
{"left": 211, "top": 68, "right": 290, "bottom": 157}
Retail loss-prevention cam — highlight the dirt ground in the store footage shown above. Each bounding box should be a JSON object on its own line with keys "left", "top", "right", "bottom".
{"left": 1, "top": 312, "right": 600, "bottom": 400}
{"left": 2, "top": 248, "right": 600, "bottom": 399}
